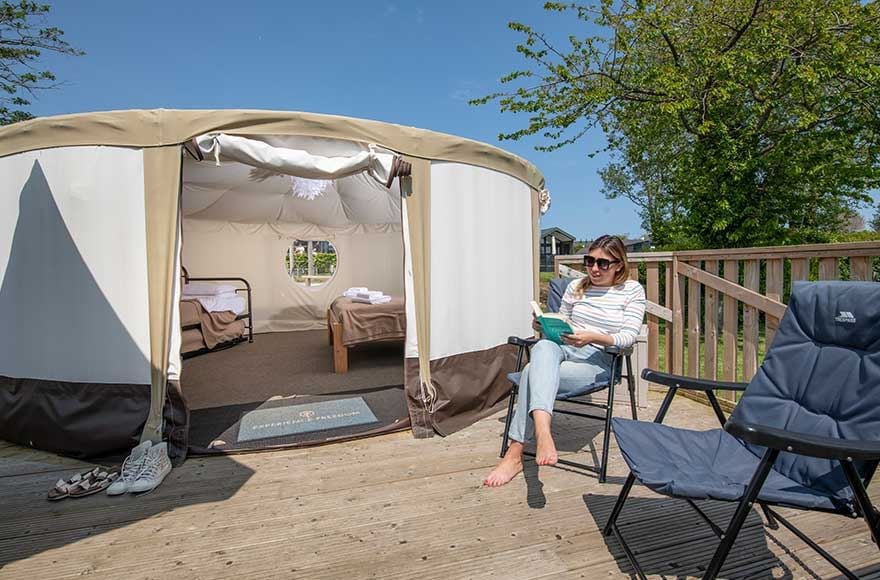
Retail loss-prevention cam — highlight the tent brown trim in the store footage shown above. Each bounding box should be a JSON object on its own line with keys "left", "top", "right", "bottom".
{"left": 0, "top": 375, "right": 150, "bottom": 458}
{"left": 0, "top": 109, "right": 545, "bottom": 192}
{"left": 405, "top": 343, "right": 518, "bottom": 437}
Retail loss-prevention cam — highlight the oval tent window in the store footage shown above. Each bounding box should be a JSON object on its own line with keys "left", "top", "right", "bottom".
{"left": 285, "top": 239, "right": 338, "bottom": 288}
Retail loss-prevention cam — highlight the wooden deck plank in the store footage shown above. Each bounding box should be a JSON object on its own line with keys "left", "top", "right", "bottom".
{"left": 0, "top": 392, "right": 877, "bottom": 580}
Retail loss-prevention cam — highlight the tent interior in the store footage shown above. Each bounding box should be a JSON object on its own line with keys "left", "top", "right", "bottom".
{"left": 178, "top": 134, "right": 410, "bottom": 452}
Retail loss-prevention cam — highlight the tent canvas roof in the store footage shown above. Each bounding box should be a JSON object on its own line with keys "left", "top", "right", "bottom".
{"left": 0, "top": 109, "right": 545, "bottom": 192}
{"left": 183, "top": 162, "right": 401, "bottom": 226}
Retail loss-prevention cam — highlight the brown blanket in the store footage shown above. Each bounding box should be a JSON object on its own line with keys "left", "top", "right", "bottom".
{"left": 330, "top": 296, "right": 406, "bottom": 347}
{"left": 181, "top": 328, "right": 207, "bottom": 353}
{"left": 180, "top": 299, "right": 245, "bottom": 351}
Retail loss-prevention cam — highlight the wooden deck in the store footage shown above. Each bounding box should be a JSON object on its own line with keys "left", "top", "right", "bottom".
{"left": 1, "top": 392, "right": 878, "bottom": 579}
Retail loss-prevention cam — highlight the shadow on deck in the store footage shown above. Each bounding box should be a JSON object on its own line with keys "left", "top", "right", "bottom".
{"left": 1, "top": 391, "right": 878, "bottom": 579}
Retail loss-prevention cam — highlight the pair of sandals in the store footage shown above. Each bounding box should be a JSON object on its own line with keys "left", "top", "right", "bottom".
{"left": 47, "top": 466, "right": 120, "bottom": 501}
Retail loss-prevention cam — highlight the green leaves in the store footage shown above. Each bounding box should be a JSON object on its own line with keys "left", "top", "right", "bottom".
{"left": 0, "top": 0, "right": 83, "bottom": 125}
{"left": 871, "top": 203, "right": 880, "bottom": 232}
{"left": 476, "top": 0, "right": 880, "bottom": 247}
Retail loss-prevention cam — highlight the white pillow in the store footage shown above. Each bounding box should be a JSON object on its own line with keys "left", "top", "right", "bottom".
{"left": 182, "top": 282, "right": 237, "bottom": 297}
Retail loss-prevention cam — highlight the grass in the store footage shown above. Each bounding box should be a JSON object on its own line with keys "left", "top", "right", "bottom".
{"left": 653, "top": 325, "right": 767, "bottom": 402}
{"left": 654, "top": 326, "right": 766, "bottom": 381}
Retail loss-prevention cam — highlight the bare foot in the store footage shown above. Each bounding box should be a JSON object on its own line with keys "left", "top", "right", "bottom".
{"left": 535, "top": 433, "right": 558, "bottom": 466}
{"left": 531, "top": 410, "right": 558, "bottom": 466}
{"left": 483, "top": 453, "right": 523, "bottom": 487}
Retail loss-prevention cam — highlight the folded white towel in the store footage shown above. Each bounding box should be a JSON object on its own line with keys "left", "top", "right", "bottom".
{"left": 346, "top": 287, "right": 368, "bottom": 294}
{"left": 183, "top": 282, "right": 238, "bottom": 297}
{"left": 352, "top": 295, "right": 392, "bottom": 305}
{"left": 356, "top": 291, "right": 385, "bottom": 299}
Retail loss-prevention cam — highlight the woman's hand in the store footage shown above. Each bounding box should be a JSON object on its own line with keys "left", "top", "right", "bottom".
{"left": 531, "top": 314, "right": 543, "bottom": 334}
{"left": 561, "top": 331, "right": 598, "bottom": 348}
{"left": 560, "top": 331, "right": 593, "bottom": 347}
{"left": 561, "top": 330, "right": 614, "bottom": 348}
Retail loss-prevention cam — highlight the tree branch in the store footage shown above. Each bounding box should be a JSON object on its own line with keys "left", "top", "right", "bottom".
{"left": 721, "top": 0, "right": 763, "bottom": 53}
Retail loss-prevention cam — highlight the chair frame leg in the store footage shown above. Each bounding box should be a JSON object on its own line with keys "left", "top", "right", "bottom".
{"left": 625, "top": 355, "right": 638, "bottom": 421}
{"left": 702, "top": 447, "right": 779, "bottom": 579}
{"left": 602, "top": 472, "right": 648, "bottom": 580}
{"left": 843, "top": 460, "right": 880, "bottom": 547}
{"left": 598, "top": 356, "right": 619, "bottom": 484}
{"left": 762, "top": 505, "right": 860, "bottom": 580}
{"left": 759, "top": 501, "right": 779, "bottom": 530}
{"left": 500, "top": 345, "right": 527, "bottom": 458}
{"left": 705, "top": 390, "right": 727, "bottom": 425}
{"left": 603, "top": 472, "right": 637, "bottom": 537}
{"left": 500, "top": 385, "right": 516, "bottom": 458}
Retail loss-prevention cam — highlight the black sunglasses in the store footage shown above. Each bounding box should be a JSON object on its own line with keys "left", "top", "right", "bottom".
{"left": 584, "top": 256, "right": 620, "bottom": 270}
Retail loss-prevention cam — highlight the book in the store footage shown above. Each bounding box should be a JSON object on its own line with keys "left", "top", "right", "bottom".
{"left": 530, "top": 301, "right": 574, "bottom": 345}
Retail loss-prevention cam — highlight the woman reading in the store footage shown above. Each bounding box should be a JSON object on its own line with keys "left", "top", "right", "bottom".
{"left": 484, "top": 235, "right": 646, "bottom": 487}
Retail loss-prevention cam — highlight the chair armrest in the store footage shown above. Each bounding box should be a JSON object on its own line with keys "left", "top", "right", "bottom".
{"left": 603, "top": 345, "right": 633, "bottom": 356}
{"left": 726, "top": 420, "right": 880, "bottom": 461}
{"left": 642, "top": 369, "right": 749, "bottom": 392}
{"left": 508, "top": 336, "right": 539, "bottom": 348}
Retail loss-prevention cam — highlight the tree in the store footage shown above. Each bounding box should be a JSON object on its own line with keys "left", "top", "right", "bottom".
{"left": 1, "top": 1, "right": 83, "bottom": 125}
{"left": 474, "top": 0, "right": 880, "bottom": 248}
{"left": 872, "top": 202, "right": 880, "bottom": 232}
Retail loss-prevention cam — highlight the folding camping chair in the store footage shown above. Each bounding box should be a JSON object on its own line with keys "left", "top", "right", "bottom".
{"left": 603, "top": 281, "right": 880, "bottom": 580}
{"left": 500, "top": 277, "right": 640, "bottom": 483}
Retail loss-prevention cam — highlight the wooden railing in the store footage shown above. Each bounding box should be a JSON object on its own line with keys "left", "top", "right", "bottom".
{"left": 555, "top": 241, "right": 880, "bottom": 410}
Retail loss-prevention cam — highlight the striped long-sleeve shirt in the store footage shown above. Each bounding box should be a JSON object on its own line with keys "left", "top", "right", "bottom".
{"left": 557, "top": 279, "right": 646, "bottom": 348}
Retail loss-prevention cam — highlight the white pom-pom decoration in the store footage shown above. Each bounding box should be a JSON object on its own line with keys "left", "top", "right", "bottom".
{"left": 290, "top": 176, "right": 332, "bottom": 200}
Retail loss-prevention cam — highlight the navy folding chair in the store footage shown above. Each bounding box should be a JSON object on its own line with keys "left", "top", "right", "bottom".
{"left": 500, "top": 277, "right": 640, "bottom": 483}
{"left": 604, "top": 281, "right": 880, "bottom": 579}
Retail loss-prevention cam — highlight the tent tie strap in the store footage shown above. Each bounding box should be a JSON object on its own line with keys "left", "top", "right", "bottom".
{"left": 212, "top": 139, "right": 222, "bottom": 166}
{"left": 384, "top": 155, "right": 412, "bottom": 190}
{"left": 418, "top": 378, "right": 437, "bottom": 414}
{"left": 539, "top": 188, "right": 551, "bottom": 214}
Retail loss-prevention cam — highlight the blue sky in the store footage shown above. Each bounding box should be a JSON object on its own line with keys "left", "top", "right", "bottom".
{"left": 26, "top": 2, "right": 878, "bottom": 239}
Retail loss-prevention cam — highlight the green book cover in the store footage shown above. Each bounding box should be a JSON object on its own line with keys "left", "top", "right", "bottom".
{"left": 538, "top": 315, "right": 574, "bottom": 345}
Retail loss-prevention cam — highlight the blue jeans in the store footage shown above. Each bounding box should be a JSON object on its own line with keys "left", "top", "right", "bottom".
{"left": 508, "top": 339, "right": 613, "bottom": 444}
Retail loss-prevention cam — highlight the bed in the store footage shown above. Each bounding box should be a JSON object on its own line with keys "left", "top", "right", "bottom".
{"left": 327, "top": 296, "right": 406, "bottom": 373}
{"left": 180, "top": 266, "right": 254, "bottom": 359}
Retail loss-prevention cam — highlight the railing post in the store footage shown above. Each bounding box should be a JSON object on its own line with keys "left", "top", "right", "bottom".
{"left": 703, "top": 260, "right": 719, "bottom": 381}
{"left": 671, "top": 256, "right": 684, "bottom": 375}
{"left": 665, "top": 259, "right": 674, "bottom": 374}
{"left": 850, "top": 256, "right": 871, "bottom": 281}
{"left": 742, "top": 260, "right": 760, "bottom": 381}
{"left": 765, "top": 259, "right": 783, "bottom": 350}
{"left": 687, "top": 261, "right": 701, "bottom": 378}
{"left": 790, "top": 258, "right": 809, "bottom": 282}
{"left": 646, "top": 262, "right": 660, "bottom": 373}
{"left": 819, "top": 257, "right": 838, "bottom": 280}
{"left": 722, "top": 260, "right": 739, "bottom": 388}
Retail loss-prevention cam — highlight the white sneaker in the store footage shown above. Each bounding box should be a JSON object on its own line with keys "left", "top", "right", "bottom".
{"left": 129, "top": 442, "right": 172, "bottom": 494}
{"left": 106, "top": 440, "right": 152, "bottom": 496}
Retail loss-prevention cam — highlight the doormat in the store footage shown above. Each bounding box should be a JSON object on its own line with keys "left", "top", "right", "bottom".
{"left": 237, "top": 397, "right": 379, "bottom": 442}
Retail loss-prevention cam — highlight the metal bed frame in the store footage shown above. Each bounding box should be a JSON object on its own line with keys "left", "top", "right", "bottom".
{"left": 180, "top": 265, "right": 253, "bottom": 359}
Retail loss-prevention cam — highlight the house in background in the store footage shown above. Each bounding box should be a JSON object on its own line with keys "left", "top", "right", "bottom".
{"left": 576, "top": 235, "right": 654, "bottom": 255}
{"left": 622, "top": 236, "right": 653, "bottom": 252}
{"left": 540, "top": 227, "right": 576, "bottom": 272}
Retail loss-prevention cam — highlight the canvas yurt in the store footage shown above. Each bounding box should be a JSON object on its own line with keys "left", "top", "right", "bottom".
{"left": 0, "top": 109, "right": 547, "bottom": 462}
